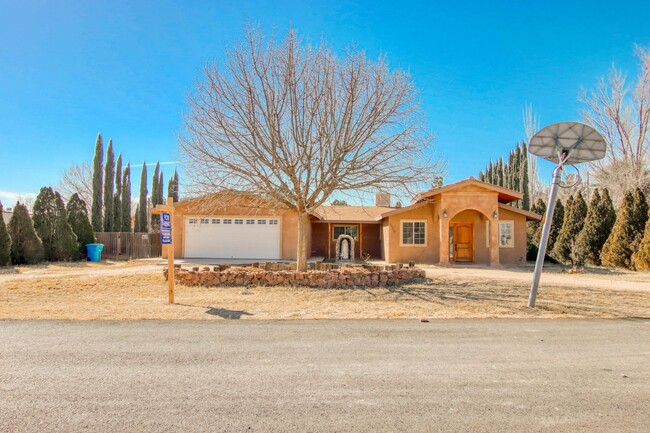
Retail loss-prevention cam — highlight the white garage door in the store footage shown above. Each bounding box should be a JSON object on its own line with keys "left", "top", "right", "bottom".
{"left": 184, "top": 216, "right": 281, "bottom": 259}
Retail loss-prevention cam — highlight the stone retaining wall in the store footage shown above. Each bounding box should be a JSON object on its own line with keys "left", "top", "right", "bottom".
{"left": 164, "top": 265, "right": 426, "bottom": 288}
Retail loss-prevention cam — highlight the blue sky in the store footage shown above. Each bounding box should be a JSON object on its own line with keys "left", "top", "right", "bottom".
{"left": 1, "top": 0, "right": 649, "bottom": 207}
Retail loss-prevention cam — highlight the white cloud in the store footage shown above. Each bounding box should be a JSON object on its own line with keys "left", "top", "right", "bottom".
{"left": 0, "top": 191, "right": 37, "bottom": 208}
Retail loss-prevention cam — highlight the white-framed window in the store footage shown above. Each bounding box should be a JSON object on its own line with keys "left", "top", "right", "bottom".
{"left": 401, "top": 220, "right": 426, "bottom": 246}
{"left": 235, "top": 219, "right": 243, "bottom": 225}
{"left": 200, "top": 218, "right": 209, "bottom": 224}
{"left": 333, "top": 225, "right": 357, "bottom": 240}
{"left": 212, "top": 219, "right": 220, "bottom": 224}
{"left": 257, "top": 219, "right": 266, "bottom": 224}
{"left": 499, "top": 221, "right": 514, "bottom": 248}
{"left": 188, "top": 218, "right": 198, "bottom": 224}
{"left": 246, "top": 219, "right": 255, "bottom": 225}
{"left": 269, "top": 219, "right": 278, "bottom": 225}
{"left": 223, "top": 219, "right": 232, "bottom": 224}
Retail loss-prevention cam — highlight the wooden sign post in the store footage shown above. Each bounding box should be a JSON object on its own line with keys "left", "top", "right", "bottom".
{"left": 152, "top": 197, "right": 175, "bottom": 304}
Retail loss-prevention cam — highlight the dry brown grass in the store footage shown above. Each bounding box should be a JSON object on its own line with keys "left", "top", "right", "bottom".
{"left": 1, "top": 261, "right": 648, "bottom": 320}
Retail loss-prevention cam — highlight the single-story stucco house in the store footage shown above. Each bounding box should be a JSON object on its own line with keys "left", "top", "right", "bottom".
{"left": 166, "top": 177, "right": 541, "bottom": 265}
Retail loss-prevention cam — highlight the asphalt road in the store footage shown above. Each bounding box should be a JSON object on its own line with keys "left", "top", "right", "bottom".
{"left": 1, "top": 320, "right": 649, "bottom": 433}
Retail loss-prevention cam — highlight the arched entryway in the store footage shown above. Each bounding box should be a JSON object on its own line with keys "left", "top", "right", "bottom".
{"left": 446, "top": 209, "right": 495, "bottom": 265}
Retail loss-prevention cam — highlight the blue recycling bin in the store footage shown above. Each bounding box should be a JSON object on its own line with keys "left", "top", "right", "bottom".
{"left": 86, "top": 244, "right": 104, "bottom": 262}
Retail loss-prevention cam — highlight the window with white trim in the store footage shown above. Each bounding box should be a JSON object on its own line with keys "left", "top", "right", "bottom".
{"left": 200, "top": 218, "right": 209, "bottom": 224}
{"left": 402, "top": 221, "right": 426, "bottom": 245}
{"left": 212, "top": 219, "right": 221, "bottom": 224}
{"left": 188, "top": 218, "right": 198, "bottom": 224}
{"left": 269, "top": 219, "right": 278, "bottom": 225}
{"left": 333, "top": 225, "right": 357, "bottom": 240}
{"left": 246, "top": 219, "right": 255, "bottom": 224}
{"left": 257, "top": 219, "right": 266, "bottom": 224}
{"left": 223, "top": 219, "right": 232, "bottom": 224}
{"left": 499, "top": 221, "right": 514, "bottom": 248}
{"left": 235, "top": 219, "right": 243, "bottom": 225}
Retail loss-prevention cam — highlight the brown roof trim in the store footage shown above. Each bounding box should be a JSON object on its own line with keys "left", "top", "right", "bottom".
{"left": 413, "top": 177, "right": 523, "bottom": 204}
{"left": 498, "top": 203, "right": 542, "bottom": 221}
{"left": 379, "top": 200, "right": 433, "bottom": 218}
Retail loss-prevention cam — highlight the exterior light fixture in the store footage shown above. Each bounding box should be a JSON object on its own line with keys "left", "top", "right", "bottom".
{"left": 442, "top": 210, "right": 448, "bottom": 218}
{"left": 493, "top": 210, "right": 498, "bottom": 218}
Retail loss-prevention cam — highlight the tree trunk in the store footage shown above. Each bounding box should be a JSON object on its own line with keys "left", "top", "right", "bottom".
{"left": 296, "top": 211, "right": 310, "bottom": 271}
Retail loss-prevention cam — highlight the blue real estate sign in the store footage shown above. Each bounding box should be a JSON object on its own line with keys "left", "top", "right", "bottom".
{"left": 161, "top": 212, "right": 172, "bottom": 245}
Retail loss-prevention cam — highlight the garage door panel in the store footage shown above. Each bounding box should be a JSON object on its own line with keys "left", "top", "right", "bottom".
{"left": 185, "top": 217, "right": 281, "bottom": 259}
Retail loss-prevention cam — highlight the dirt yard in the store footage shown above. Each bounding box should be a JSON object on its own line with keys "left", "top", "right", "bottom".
{"left": 1, "top": 261, "right": 648, "bottom": 320}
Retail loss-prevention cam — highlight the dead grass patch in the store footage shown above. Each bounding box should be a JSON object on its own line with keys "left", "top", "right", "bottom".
{"left": 1, "top": 261, "right": 648, "bottom": 320}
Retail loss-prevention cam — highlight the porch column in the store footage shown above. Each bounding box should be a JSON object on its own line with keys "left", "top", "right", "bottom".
{"left": 439, "top": 217, "right": 450, "bottom": 265}
{"left": 359, "top": 224, "right": 363, "bottom": 258}
{"left": 489, "top": 217, "right": 500, "bottom": 266}
{"left": 327, "top": 223, "right": 332, "bottom": 260}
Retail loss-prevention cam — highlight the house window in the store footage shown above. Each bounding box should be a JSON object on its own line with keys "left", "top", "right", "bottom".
{"left": 499, "top": 221, "right": 514, "bottom": 248}
{"left": 402, "top": 221, "right": 426, "bottom": 245}
{"left": 257, "top": 219, "right": 266, "bottom": 224}
{"left": 223, "top": 219, "right": 232, "bottom": 224}
{"left": 269, "top": 219, "right": 278, "bottom": 225}
{"left": 235, "top": 219, "right": 243, "bottom": 225}
{"left": 200, "top": 218, "right": 209, "bottom": 224}
{"left": 246, "top": 219, "right": 255, "bottom": 224}
{"left": 333, "top": 225, "right": 358, "bottom": 240}
{"left": 212, "top": 219, "right": 220, "bottom": 224}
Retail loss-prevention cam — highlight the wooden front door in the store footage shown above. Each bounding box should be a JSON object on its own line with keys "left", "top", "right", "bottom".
{"left": 450, "top": 223, "right": 473, "bottom": 262}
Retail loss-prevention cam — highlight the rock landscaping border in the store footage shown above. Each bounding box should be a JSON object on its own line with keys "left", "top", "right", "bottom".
{"left": 163, "top": 263, "right": 426, "bottom": 288}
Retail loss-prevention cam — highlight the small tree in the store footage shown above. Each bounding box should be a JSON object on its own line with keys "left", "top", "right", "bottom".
{"left": 121, "top": 163, "right": 132, "bottom": 232}
{"left": 9, "top": 202, "right": 44, "bottom": 264}
{"left": 33, "top": 187, "right": 78, "bottom": 261}
{"left": 632, "top": 209, "right": 650, "bottom": 270}
{"left": 58, "top": 162, "right": 93, "bottom": 213}
{"left": 0, "top": 201, "right": 11, "bottom": 266}
{"left": 631, "top": 188, "right": 649, "bottom": 252}
{"left": 103, "top": 139, "right": 115, "bottom": 232}
{"left": 137, "top": 162, "right": 148, "bottom": 232}
{"left": 552, "top": 193, "right": 587, "bottom": 266}
{"left": 91, "top": 133, "right": 104, "bottom": 232}
{"left": 113, "top": 154, "right": 123, "bottom": 233}
{"left": 601, "top": 191, "right": 636, "bottom": 268}
{"left": 575, "top": 188, "right": 616, "bottom": 265}
{"left": 67, "top": 193, "right": 95, "bottom": 259}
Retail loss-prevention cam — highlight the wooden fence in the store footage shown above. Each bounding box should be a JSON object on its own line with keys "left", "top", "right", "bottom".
{"left": 94, "top": 232, "right": 162, "bottom": 260}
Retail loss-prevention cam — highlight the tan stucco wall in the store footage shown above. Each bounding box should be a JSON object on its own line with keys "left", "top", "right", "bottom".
{"left": 497, "top": 207, "right": 527, "bottom": 265}
{"left": 165, "top": 197, "right": 299, "bottom": 260}
{"left": 384, "top": 203, "right": 439, "bottom": 264}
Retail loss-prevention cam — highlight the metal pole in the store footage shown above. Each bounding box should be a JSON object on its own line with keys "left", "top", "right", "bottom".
{"left": 528, "top": 164, "right": 563, "bottom": 308}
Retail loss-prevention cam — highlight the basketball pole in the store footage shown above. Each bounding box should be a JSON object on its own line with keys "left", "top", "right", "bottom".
{"left": 528, "top": 163, "right": 564, "bottom": 308}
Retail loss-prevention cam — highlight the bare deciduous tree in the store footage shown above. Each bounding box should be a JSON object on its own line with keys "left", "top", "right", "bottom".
{"left": 180, "top": 27, "right": 444, "bottom": 270}
{"left": 57, "top": 163, "right": 93, "bottom": 212}
{"left": 580, "top": 46, "right": 650, "bottom": 203}
{"left": 523, "top": 103, "right": 546, "bottom": 202}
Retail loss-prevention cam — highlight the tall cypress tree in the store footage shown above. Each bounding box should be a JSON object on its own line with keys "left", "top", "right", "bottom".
{"left": 103, "top": 139, "right": 115, "bottom": 232}
{"left": 520, "top": 142, "right": 530, "bottom": 210}
{"left": 601, "top": 191, "right": 636, "bottom": 269}
{"left": 575, "top": 189, "right": 616, "bottom": 266}
{"left": 137, "top": 162, "right": 148, "bottom": 232}
{"left": 121, "top": 163, "right": 132, "bottom": 232}
{"left": 0, "top": 200, "right": 11, "bottom": 266}
{"left": 67, "top": 193, "right": 95, "bottom": 259}
{"left": 168, "top": 170, "right": 179, "bottom": 203}
{"left": 134, "top": 204, "right": 141, "bottom": 234}
{"left": 9, "top": 202, "right": 44, "bottom": 265}
{"left": 91, "top": 133, "right": 103, "bottom": 232}
{"left": 151, "top": 162, "right": 161, "bottom": 230}
{"left": 113, "top": 154, "right": 122, "bottom": 233}
{"left": 53, "top": 191, "right": 79, "bottom": 261}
